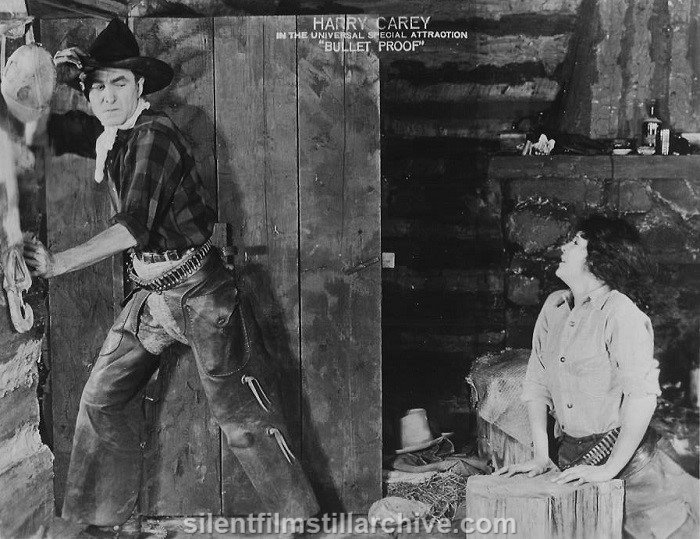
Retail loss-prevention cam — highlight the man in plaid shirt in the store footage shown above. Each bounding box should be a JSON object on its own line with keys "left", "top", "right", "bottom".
{"left": 24, "top": 19, "right": 318, "bottom": 536}
{"left": 47, "top": 105, "right": 215, "bottom": 254}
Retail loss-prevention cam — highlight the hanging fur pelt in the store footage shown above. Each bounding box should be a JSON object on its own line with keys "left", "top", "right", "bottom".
{"left": 0, "top": 125, "right": 33, "bottom": 333}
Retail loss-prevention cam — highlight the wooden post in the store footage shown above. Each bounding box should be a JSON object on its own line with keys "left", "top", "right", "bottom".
{"left": 466, "top": 473, "right": 624, "bottom": 538}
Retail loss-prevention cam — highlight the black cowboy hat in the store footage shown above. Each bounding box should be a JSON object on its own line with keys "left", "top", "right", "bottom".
{"left": 74, "top": 18, "right": 173, "bottom": 95}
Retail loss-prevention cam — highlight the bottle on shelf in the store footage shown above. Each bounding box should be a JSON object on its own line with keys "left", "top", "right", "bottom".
{"left": 641, "top": 99, "right": 662, "bottom": 150}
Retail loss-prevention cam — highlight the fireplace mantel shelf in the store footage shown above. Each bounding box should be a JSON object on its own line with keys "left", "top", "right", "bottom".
{"left": 490, "top": 155, "right": 700, "bottom": 180}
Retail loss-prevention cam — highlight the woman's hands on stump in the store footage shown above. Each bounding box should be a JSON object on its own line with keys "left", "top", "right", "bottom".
{"left": 494, "top": 458, "right": 616, "bottom": 485}
{"left": 553, "top": 464, "right": 616, "bottom": 485}
{"left": 494, "top": 457, "right": 555, "bottom": 478}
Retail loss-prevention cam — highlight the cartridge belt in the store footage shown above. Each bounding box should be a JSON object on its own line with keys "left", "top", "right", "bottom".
{"left": 128, "top": 240, "right": 212, "bottom": 293}
{"left": 561, "top": 427, "right": 621, "bottom": 469}
{"left": 559, "top": 426, "right": 658, "bottom": 478}
{"left": 135, "top": 248, "right": 189, "bottom": 263}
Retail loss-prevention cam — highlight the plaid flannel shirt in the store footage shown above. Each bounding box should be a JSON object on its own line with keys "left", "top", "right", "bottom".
{"left": 49, "top": 109, "right": 215, "bottom": 252}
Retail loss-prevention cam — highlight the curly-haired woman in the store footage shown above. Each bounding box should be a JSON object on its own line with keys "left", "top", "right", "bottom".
{"left": 496, "top": 214, "right": 698, "bottom": 538}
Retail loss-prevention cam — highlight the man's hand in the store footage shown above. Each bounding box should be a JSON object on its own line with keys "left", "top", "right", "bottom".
{"left": 493, "top": 457, "right": 555, "bottom": 478}
{"left": 22, "top": 224, "right": 136, "bottom": 278}
{"left": 23, "top": 238, "right": 58, "bottom": 278}
{"left": 552, "top": 464, "right": 616, "bottom": 486}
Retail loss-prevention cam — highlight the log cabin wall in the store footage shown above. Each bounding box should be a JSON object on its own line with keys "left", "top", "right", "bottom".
{"left": 1, "top": 0, "right": 698, "bottom": 532}
{"left": 557, "top": 0, "right": 700, "bottom": 138}
{"left": 0, "top": 26, "right": 55, "bottom": 538}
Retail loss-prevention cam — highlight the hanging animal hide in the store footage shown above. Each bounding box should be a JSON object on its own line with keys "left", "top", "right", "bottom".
{"left": 0, "top": 126, "right": 33, "bottom": 332}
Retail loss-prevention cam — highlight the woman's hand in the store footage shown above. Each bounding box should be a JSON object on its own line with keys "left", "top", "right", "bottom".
{"left": 494, "top": 457, "right": 555, "bottom": 478}
{"left": 553, "top": 464, "right": 616, "bottom": 486}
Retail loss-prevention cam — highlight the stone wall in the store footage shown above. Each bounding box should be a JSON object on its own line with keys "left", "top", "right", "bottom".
{"left": 492, "top": 155, "right": 700, "bottom": 398}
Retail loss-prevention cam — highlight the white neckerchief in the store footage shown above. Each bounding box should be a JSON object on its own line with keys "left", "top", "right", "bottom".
{"left": 94, "top": 98, "right": 150, "bottom": 183}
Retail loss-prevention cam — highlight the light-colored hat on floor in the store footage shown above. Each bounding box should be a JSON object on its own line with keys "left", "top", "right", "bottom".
{"left": 395, "top": 408, "right": 450, "bottom": 454}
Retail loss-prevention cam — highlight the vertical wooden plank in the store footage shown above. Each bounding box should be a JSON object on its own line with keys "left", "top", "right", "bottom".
{"left": 254, "top": 16, "right": 301, "bottom": 426}
{"left": 214, "top": 15, "right": 265, "bottom": 514}
{"left": 297, "top": 15, "right": 346, "bottom": 512}
{"left": 40, "top": 18, "right": 113, "bottom": 513}
{"left": 215, "top": 15, "right": 302, "bottom": 515}
{"left": 298, "top": 15, "right": 382, "bottom": 511}
{"left": 132, "top": 17, "right": 221, "bottom": 515}
{"left": 341, "top": 27, "right": 382, "bottom": 510}
{"left": 253, "top": 13, "right": 303, "bottom": 512}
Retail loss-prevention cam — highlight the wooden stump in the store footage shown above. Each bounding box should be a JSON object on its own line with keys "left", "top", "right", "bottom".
{"left": 466, "top": 473, "right": 624, "bottom": 539}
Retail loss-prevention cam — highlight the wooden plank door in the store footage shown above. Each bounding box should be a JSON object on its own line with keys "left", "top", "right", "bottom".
{"left": 44, "top": 14, "right": 381, "bottom": 516}
{"left": 214, "top": 15, "right": 382, "bottom": 512}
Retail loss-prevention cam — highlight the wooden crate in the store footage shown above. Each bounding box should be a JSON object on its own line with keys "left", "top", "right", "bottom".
{"left": 466, "top": 473, "right": 624, "bottom": 538}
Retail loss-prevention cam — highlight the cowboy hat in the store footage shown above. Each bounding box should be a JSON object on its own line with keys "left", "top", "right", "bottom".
{"left": 395, "top": 408, "right": 452, "bottom": 454}
{"left": 72, "top": 18, "right": 173, "bottom": 95}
